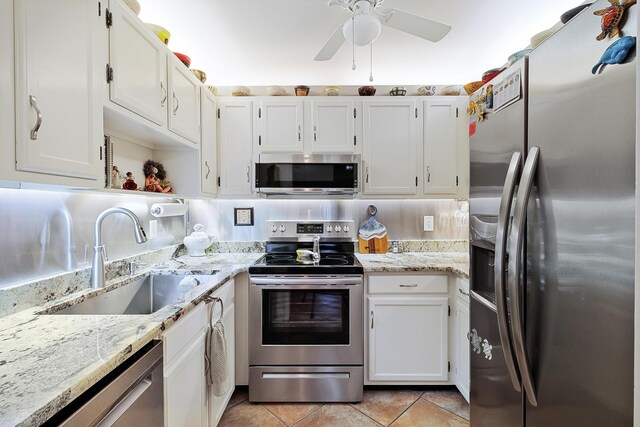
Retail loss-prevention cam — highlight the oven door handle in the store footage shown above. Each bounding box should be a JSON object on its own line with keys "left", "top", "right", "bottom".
{"left": 250, "top": 277, "right": 363, "bottom": 286}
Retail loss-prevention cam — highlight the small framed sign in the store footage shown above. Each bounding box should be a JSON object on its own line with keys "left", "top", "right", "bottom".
{"left": 234, "top": 207, "right": 254, "bottom": 226}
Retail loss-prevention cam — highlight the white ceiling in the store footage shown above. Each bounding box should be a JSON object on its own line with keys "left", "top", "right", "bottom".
{"left": 138, "top": 0, "right": 585, "bottom": 86}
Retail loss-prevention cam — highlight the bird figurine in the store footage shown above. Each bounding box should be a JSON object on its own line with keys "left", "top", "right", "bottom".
{"left": 592, "top": 36, "right": 636, "bottom": 74}
{"left": 593, "top": 0, "right": 636, "bottom": 41}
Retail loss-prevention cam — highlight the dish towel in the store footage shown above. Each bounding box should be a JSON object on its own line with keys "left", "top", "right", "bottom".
{"left": 206, "top": 304, "right": 229, "bottom": 396}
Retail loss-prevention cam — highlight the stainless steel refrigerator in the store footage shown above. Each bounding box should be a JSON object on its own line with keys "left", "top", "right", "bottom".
{"left": 469, "top": 1, "right": 636, "bottom": 425}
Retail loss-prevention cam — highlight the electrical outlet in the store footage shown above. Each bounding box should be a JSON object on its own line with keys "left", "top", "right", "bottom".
{"left": 149, "top": 220, "right": 158, "bottom": 239}
{"left": 423, "top": 216, "right": 434, "bottom": 232}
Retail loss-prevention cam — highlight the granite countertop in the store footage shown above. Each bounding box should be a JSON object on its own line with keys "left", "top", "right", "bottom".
{"left": 0, "top": 250, "right": 468, "bottom": 427}
{"left": 0, "top": 253, "right": 262, "bottom": 427}
{"left": 356, "top": 252, "right": 469, "bottom": 278}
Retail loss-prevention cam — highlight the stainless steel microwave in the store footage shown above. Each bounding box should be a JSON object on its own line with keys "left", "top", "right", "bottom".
{"left": 255, "top": 154, "right": 360, "bottom": 197}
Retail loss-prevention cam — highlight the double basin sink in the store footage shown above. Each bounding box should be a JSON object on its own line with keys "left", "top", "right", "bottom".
{"left": 47, "top": 273, "right": 216, "bottom": 316}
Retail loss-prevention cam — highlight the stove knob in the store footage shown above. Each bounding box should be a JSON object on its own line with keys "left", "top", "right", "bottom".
{"left": 344, "top": 225, "right": 350, "bottom": 233}
{"left": 326, "top": 225, "right": 333, "bottom": 232}
{"left": 279, "top": 225, "right": 286, "bottom": 232}
{"left": 335, "top": 225, "right": 342, "bottom": 232}
{"left": 271, "top": 225, "right": 278, "bottom": 232}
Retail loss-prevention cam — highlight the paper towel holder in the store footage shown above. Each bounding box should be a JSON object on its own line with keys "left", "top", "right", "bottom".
{"left": 150, "top": 199, "right": 187, "bottom": 217}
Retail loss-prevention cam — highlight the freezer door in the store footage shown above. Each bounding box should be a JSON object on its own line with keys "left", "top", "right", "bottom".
{"left": 526, "top": 1, "right": 635, "bottom": 425}
{"left": 470, "top": 294, "right": 521, "bottom": 427}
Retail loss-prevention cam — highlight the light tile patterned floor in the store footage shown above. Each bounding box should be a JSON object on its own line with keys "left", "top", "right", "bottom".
{"left": 219, "top": 387, "right": 469, "bottom": 426}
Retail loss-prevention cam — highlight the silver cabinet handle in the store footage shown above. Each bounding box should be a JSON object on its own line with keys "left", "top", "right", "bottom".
{"left": 172, "top": 93, "right": 179, "bottom": 115}
{"left": 298, "top": 125, "right": 301, "bottom": 142}
{"left": 365, "top": 166, "right": 369, "bottom": 184}
{"left": 427, "top": 166, "right": 431, "bottom": 183}
{"left": 246, "top": 166, "right": 250, "bottom": 183}
{"left": 29, "top": 95, "right": 42, "bottom": 140}
{"left": 458, "top": 288, "right": 469, "bottom": 296}
{"left": 399, "top": 284, "right": 418, "bottom": 288}
{"left": 495, "top": 151, "right": 522, "bottom": 393}
{"left": 313, "top": 126, "right": 317, "bottom": 142}
{"left": 371, "top": 310, "right": 374, "bottom": 329}
{"left": 160, "top": 82, "right": 167, "bottom": 107}
{"left": 205, "top": 161, "right": 211, "bottom": 179}
{"left": 507, "top": 146, "right": 540, "bottom": 407}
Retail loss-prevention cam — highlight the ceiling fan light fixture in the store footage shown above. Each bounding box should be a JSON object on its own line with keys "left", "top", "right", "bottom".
{"left": 343, "top": 13, "right": 381, "bottom": 46}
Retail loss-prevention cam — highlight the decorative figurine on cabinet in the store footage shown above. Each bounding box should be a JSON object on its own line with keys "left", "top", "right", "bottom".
{"left": 111, "top": 166, "right": 125, "bottom": 189}
{"left": 593, "top": 0, "right": 636, "bottom": 40}
{"left": 143, "top": 160, "right": 172, "bottom": 193}
{"left": 122, "top": 172, "right": 138, "bottom": 191}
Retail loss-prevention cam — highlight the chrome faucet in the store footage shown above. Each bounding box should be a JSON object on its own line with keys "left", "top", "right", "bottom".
{"left": 91, "top": 207, "right": 147, "bottom": 289}
{"left": 312, "top": 235, "right": 321, "bottom": 262}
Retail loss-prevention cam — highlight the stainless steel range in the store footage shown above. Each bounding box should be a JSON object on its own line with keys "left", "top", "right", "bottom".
{"left": 248, "top": 220, "right": 363, "bottom": 403}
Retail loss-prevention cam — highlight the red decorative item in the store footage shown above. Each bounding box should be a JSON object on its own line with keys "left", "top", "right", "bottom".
{"left": 482, "top": 67, "right": 506, "bottom": 84}
{"left": 173, "top": 52, "right": 191, "bottom": 67}
{"left": 122, "top": 172, "right": 138, "bottom": 190}
{"left": 594, "top": 0, "right": 636, "bottom": 41}
{"left": 469, "top": 121, "right": 477, "bottom": 137}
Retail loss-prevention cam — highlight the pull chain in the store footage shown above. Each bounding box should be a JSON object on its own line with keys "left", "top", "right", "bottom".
{"left": 369, "top": 43, "right": 374, "bottom": 82}
{"left": 351, "top": 15, "right": 356, "bottom": 70}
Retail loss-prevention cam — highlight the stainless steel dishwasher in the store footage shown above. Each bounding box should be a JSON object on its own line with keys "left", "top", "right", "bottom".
{"left": 55, "top": 341, "right": 163, "bottom": 427}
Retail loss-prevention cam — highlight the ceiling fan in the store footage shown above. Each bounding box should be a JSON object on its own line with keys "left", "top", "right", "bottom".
{"left": 314, "top": 0, "right": 452, "bottom": 62}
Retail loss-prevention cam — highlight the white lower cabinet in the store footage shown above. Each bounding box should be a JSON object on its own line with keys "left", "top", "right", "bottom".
{"left": 208, "top": 280, "right": 236, "bottom": 426}
{"left": 454, "top": 278, "right": 470, "bottom": 402}
{"left": 366, "top": 274, "right": 449, "bottom": 384}
{"left": 163, "top": 303, "right": 208, "bottom": 427}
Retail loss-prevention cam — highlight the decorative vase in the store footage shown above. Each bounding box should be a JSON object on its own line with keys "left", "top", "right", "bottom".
{"left": 183, "top": 224, "right": 214, "bottom": 257}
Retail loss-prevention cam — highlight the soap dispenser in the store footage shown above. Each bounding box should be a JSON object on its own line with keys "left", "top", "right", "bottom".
{"left": 183, "top": 224, "right": 214, "bottom": 257}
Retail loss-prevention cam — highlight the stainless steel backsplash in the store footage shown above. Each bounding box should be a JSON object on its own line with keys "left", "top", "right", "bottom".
{"left": 188, "top": 199, "right": 469, "bottom": 242}
{"left": 0, "top": 188, "right": 184, "bottom": 288}
{"left": 0, "top": 188, "right": 468, "bottom": 289}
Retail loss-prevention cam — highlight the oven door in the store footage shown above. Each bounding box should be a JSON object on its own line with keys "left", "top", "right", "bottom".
{"left": 249, "top": 276, "right": 363, "bottom": 366}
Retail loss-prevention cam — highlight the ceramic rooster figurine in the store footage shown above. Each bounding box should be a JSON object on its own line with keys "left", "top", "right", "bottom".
{"left": 594, "top": 0, "right": 636, "bottom": 40}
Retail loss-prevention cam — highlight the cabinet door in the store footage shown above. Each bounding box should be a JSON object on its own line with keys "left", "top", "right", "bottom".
{"left": 108, "top": 0, "right": 167, "bottom": 126}
{"left": 257, "top": 100, "right": 303, "bottom": 153}
{"left": 362, "top": 100, "right": 418, "bottom": 195}
{"left": 455, "top": 298, "right": 470, "bottom": 402}
{"left": 168, "top": 56, "right": 200, "bottom": 143}
{"left": 209, "top": 302, "right": 236, "bottom": 426}
{"left": 200, "top": 88, "right": 217, "bottom": 194}
{"left": 423, "top": 99, "right": 458, "bottom": 195}
{"left": 164, "top": 332, "right": 207, "bottom": 427}
{"left": 310, "top": 100, "right": 355, "bottom": 154}
{"left": 14, "top": 0, "right": 102, "bottom": 181}
{"left": 368, "top": 296, "right": 448, "bottom": 381}
{"left": 218, "top": 100, "right": 253, "bottom": 195}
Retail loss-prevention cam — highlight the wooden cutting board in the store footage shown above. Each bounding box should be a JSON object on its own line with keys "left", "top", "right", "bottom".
{"left": 358, "top": 205, "right": 388, "bottom": 254}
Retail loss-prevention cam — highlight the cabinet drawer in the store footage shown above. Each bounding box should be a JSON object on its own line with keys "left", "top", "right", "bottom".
{"left": 163, "top": 302, "right": 207, "bottom": 366}
{"left": 368, "top": 275, "right": 448, "bottom": 294}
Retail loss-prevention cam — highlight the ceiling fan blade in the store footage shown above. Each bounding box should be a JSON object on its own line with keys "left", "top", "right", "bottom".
{"left": 378, "top": 8, "right": 451, "bottom": 42}
{"left": 314, "top": 24, "right": 346, "bottom": 61}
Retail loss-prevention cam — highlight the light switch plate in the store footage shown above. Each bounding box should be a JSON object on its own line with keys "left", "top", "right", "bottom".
{"left": 423, "top": 216, "right": 434, "bottom": 232}
{"left": 149, "top": 220, "right": 158, "bottom": 239}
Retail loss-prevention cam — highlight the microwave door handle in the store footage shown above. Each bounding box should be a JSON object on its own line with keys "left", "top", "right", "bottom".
{"left": 507, "top": 146, "right": 540, "bottom": 407}
{"left": 495, "top": 151, "right": 523, "bottom": 393}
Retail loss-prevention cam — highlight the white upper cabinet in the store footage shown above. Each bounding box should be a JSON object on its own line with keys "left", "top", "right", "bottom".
{"left": 256, "top": 99, "right": 304, "bottom": 153}
{"left": 14, "top": 0, "right": 103, "bottom": 181}
{"left": 200, "top": 87, "right": 217, "bottom": 195}
{"left": 309, "top": 99, "right": 356, "bottom": 154}
{"left": 362, "top": 100, "right": 418, "bottom": 195}
{"left": 423, "top": 99, "right": 458, "bottom": 195}
{"left": 167, "top": 55, "right": 200, "bottom": 143}
{"left": 107, "top": 0, "right": 167, "bottom": 126}
{"left": 218, "top": 100, "right": 253, "bottom": 195}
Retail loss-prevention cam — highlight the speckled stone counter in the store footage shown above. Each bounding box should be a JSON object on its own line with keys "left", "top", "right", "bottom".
{"left": 355, "top": 252, "right": 469, "bottom": 278}
{"left": 0, "top": 249, "right": 469, "bottom": 426}
{"left": 0, "top": 252, "right": 261, "bottom": 427}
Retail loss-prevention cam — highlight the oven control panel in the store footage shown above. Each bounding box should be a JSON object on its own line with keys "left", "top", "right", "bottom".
{"left": 267, "top": 220, "right": 356, "bottom": 240}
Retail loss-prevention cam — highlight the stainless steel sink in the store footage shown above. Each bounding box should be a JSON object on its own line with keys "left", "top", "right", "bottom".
{"left": 49, "top": 274, "right": 215, "bottom": 315}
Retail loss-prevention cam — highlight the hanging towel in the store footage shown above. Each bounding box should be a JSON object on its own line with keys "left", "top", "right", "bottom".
{"left": 205, "top": 299, "right": 229, "bottom": 396}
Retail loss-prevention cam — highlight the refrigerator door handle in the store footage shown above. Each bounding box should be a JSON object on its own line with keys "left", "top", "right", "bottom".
{"left": 507, "top": 146, "right": 540, "bottom": 407}
{"left": 495, "top": 151, "right": 523, "bottom": 393}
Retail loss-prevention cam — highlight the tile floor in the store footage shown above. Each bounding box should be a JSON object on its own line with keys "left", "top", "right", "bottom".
{"left": 219, "top": 387, "right": 469, "bottom": 426}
